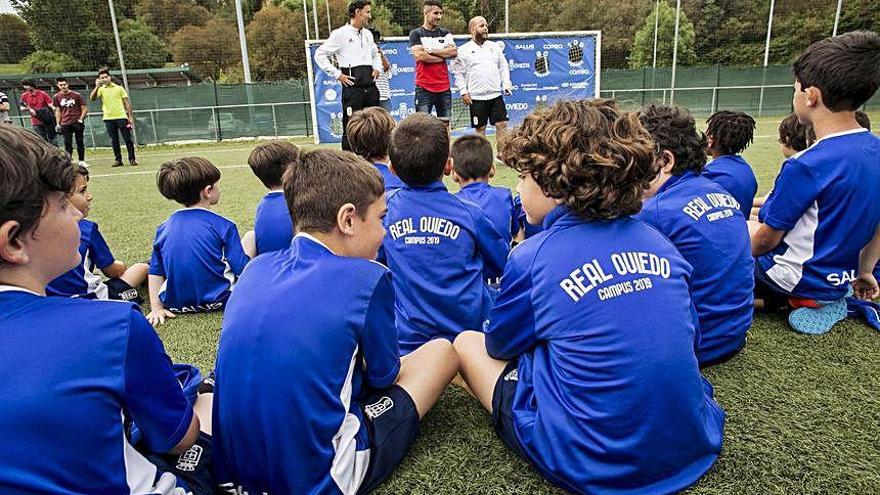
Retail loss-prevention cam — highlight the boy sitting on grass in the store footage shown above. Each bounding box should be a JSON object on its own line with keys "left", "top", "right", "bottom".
{"left": 212, "top": 149, "right": 458, "bottom": 495}
{"left": 46, "top": 163, "right": 148, "bottom": 303}
{"left": 0, "top": 124, "right": 201, "bottom": 494}
{"left": 751, "top": 30, "right": 880, "bottom": 334}
{"left": 451, "top": 134, "right": 517, "bottom": 279}
{"left": 636, "top": 104, "right": 754, "bottom": 367}
{"left": 702, "top": 110, "right": 758, "bottom": 215}
{"left": 382, "top": 113, "right": 509, "bottom": 354}
{"left": 241, "top": 140, "right": 300, "bottom": 257}
{"left": 347, "top": 107, "right": 404, "bottom": 191}
{"left": 454, "top": 99, "right": 725, "bottom": 495}
{"left": 148, "top": 157, "right": 250, "bottom": 325}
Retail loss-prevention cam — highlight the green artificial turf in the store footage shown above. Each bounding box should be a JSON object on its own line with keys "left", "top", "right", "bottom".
{"left": 81, "top": 116, "right": 880, "bottom": 494}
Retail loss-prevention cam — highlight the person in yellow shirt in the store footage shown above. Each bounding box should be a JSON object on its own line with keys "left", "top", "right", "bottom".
{"left": 89, "top": 68, "right": 137, "bottom": 167}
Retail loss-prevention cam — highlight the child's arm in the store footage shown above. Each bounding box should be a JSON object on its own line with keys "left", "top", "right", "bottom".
{"left": 223, "top": 224, "right": 251, "bottom": 277}
{"left": 472, "top": 208, "right": 510, "bottom": 277}
{"left": 484, "top": 251, "right": 538, "bottom": 360}
{"left": 360, "top": 272, "right": 401, "bottom": 389}
{"left": 147, "top": 274, "right": 175, "bottom": 326}
{"left": 750, "top": 160, "right": 818, "bottom": 256}
{"left": 853, "top": 224, "right": 880, "bottom": 300}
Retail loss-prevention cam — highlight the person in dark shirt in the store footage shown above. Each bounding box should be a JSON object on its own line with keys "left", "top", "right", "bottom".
{"left": 409, "top": 0, "right": 457, "bottom": 126}
{"left": 53, "top": 77, "right": 89, "bottom": 164}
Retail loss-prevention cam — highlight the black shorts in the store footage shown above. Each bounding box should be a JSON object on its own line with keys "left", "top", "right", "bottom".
{"left": 754, "top": 264, "right": 795, "bottom": 312}
{"left": 469, "top": 96, "right": 508, "bottom": 128}
{"left": 491, "top": 361, "right": 529, "bottom": 460}
{"left": 357, "top": 385, "right": 420, "bottom": 494}
{"left": 142, "top": 432, "right": 214, "bottom": 495}
{"left": 106, "top": 277, "right": 144, "bottom": 304}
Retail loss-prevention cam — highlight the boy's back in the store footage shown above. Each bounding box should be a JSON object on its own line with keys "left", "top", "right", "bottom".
{"left": 46, "top": 218, "right": 114, "bottom": 298}
{"left": 253, "top": 190, "right": 293, "bottom": 255}
{"left": 0, "top": 288, "right": 192, "bottom": 494}
{"left": 213, "top": 235, "right": 399, "bottom": 494}
{"left": 702, "top": 154, "right": 757, "bottom": 214}
{"left": 150, "top": 208, "right": 248, "bottom": 311}
{"left": 383, "top": 183, "right": 508, "bottom": 353}
{"left": 486, "top": 209, "right": 724, "bottom": 495}
{"left": 456, "top": 182, "right": 517, "bottom": 246}
{"left": 759, "top": 129, "right": 880, "bottom": 300}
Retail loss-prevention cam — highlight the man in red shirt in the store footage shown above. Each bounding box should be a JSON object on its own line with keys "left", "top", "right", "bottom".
{"left": 52, "top": 78, "right": 89, "bottom": 164}
{"left": 409, "top": 0, "right": 457, "bottom": 127}
{"left": 19, "top": 80, "right": 57, "bottom": 144}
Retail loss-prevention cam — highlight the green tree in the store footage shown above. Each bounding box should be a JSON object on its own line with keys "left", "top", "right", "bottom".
{"left": 170, "top": 16, "right": 241, "bottom": 79}
{"left": 12, "top": 0, "right": 114, "bottom": 69}
{"left": 135, "top": 0, "right": 212, "bottom": 39}
{"left": 246, "top": 4, "right": 306, "bottom": 80}
{"left": 0, "top": 14, "right": 34, "bottom": 63}
{"left": 629, "top": 0, "right": 696, "bottom": 68}
{"left": 21, "top": 50, "right": 80, "bottom": 73}
{"left": 114, "top": 19, "right": 168, "bottom": 69}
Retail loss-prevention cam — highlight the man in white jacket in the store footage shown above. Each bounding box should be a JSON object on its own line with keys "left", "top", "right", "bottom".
{"left": 452, "top": 16, "right": 513, "bottom": 149}
{"left": 315, "top": 0, "right": 383, "bottom": 151}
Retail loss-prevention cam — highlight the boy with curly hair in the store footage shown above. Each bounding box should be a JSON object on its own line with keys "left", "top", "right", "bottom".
{"left": 636, "top": 104, "right": 754, "bottom": 367}
{"left": 453, "top": 99, "right": 725, "bottom": 495}
{"left": 702, "top": 110, "right": 757, "bottom": 215}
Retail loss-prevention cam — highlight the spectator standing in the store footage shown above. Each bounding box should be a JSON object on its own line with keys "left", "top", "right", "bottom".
{"left": 19, "top": 80, "right": 57, "bottom": 144}
{"left": 90, "top": 68, "right": 137, "bottom": 167}
{"left": 53, "top": 77, "right": 89, "bottom": 165}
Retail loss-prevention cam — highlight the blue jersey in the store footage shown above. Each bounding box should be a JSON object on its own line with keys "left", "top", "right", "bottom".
{"left": 0, "top": 286, "right": 193, "bottom": 494}
{"left": 456, "top": 182, "right": 517, "bottom": 245}
{"left": 758, "top": 129, "right": 880, "bottom": 300}
{"left": 513, "top": 194, "right": 544, "bottom": 240}
{"left": 254, "top": 191, "right": 293, "bottom": 255}
{"left": 636, "top": 172, "right": 754, "bottom": 364}
{"left": 703, "top": 154, "right": 757, "bottom": 214}
{"left": 46, "top": 219, "right": 116, "bottom": 299}
{"left": 375, "top": 162, "right": 404, "bottom": 191}
{"left": 485, "top": 207, "right": 725, "bottom": 495}
{"left": 213, "top": 235, "right": 400, "bottom": 495}
{"left": 382, "top": 181, "right": 509, "bottom": 354}
{"left": 149, "top": 208, "right": 250, "bottom": 312}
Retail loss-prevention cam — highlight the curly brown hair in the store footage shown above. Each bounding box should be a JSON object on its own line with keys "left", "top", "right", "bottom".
{"left": 501, "top": 99, "right": 656, "bottom": 220}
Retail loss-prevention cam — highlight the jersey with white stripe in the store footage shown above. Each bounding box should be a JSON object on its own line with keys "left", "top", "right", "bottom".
{"left": 758, "top": 129, "right": 880, "bottom": 300}
{"left": 212, "top": 235, "right": 400, "bottom": 495}
{"left": 46, "top": 219, "right": 115, "bottom": 299}
{"left": 485, "top": 207, "right": 725, "bottom": 495}
{"left": 0, "top": 287, "right": 193, "bottom": 494}
{"left": 149, "top": 208, "right": 250, "bottom": 312}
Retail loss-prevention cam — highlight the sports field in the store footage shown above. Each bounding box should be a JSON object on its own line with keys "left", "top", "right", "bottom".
{"left": 82, "top": 116, "right": 879, "bottom": 494}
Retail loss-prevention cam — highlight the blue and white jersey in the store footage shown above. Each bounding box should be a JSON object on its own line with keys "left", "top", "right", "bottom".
{"left": 758, "top": 129, "right": 880, "bottom": 300}
{"left": 46, "top": 219, "right": 116, "bottom": 299}
{"left": 381, "top": 181, "right": 509, "bottom": 354}
{"left": 456, "top": 182, "right": 517, "bottom": 245}
{"left": 0, "top": 286, "right": 193, "bottom": 495}
{"left": 375, "top": 162, "right": 404, "bottom": 191}
{"left": 212, "top": 234, "right": 400, "bottom": 495}
{"left": 636, "top": 172, "right": 754, "bottom": 364}
{"left": 703, "top": 154, "right": 758, "bottom": 214}
{"left": 254, "top": 191, "right": 293, "bottom": 256}
{"left": 485, "top": 206, "right": 725, "bottom": 495}
{"left": 149, "top": 208, "right": 250, "bottom": 312}
{"left": 513, "top": 194, "right": 544, "bottom": 240}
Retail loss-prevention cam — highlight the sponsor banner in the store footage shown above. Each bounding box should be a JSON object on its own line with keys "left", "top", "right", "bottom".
{"left": 308, "top": 33, "right": 598, "bottom": 144}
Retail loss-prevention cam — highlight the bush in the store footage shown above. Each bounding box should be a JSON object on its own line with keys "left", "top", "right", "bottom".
{"left": 21, "top": 50, "right": 80, "bottom": 73}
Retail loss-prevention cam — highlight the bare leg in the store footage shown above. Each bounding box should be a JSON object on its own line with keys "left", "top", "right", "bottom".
{"left": 193, "top": 393, "right": 213, "bottom": 435}
{"left": 475, "top": 126, "right": 487, "bottom": 136}
{"left": 120, "top": 262, "right": 149, "bottom": 288}
{"left": 241, "top": 230, "right": 257, "bottom": 259}
{"left": 396, "top": 339, "right": 459, "bottom": 418}
{"left": 453, "top": 331, "right": 508, "bottom": 413}
{"left": 494, "top": 120, "right": 508, "bottom": 155}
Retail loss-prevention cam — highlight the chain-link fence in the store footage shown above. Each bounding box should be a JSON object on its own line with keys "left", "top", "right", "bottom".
{"left": 1, "top": 0, "right": 878, "bottom": 145}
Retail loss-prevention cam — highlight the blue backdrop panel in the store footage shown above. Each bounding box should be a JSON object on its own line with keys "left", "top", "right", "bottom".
{"left": 308, "top": 32, "right": 599, "bottom": 144}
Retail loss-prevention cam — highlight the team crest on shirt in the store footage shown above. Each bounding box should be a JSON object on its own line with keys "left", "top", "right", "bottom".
{"left": 364, "top": 396, "right": 394, "bottom": 419}
{"left": 176, "top": 444, "right": 203, "bottom": 472}
{"left": 504, "top": 369, "right": 518, "bottom": 382}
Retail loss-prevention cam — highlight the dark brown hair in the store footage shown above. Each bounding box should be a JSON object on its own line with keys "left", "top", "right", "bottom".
{"left": 639, "top": 104, "right": 707, "bottom": 176}
{"left": 283, "top": 149, "right": 384, "bottom": 233}
{"left": 793, "top": 30, "right": 880, "bottom": 112}
{"left": 348, "top": 0, "right": 371, "bottom": 18}
{"left": 389, "top": 112, "right": 449, "bottom": 186}
{"left": 248, "top": 140, "right": 300, "bottom": 189}
{"left": 156, "top": 157, "right": 221, "bottom": 206}
{"left": 502, "top": 99, "right": 656, "bottom": 220}
{"left": 0, "top": 125, "right": 76, "bottom": 247}
{"left": 347, "top": 107, "right": 395, "bottom": 162}
{"left": 97, "top": 67, "right": 111, "bottom": 77}
{"left": 451, "top": 134, "right": 494, "bottom": 180}
{"left": 706, "top": 110, "right": 756, "bottom": 155}
{"left": 856, "top": 110, "right": 872, "bottom": 130}
{"left": 777, "top": 113, "right": 811, "bottom": 152}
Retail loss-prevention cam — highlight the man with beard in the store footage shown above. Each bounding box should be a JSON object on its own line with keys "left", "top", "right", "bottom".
{"left": 409, "top": 0, "right": 457, "bottom": 127}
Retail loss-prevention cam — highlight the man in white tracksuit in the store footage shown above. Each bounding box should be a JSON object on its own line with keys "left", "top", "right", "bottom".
{"left": 451, "top": 16, "right": 513, "bottom": 149}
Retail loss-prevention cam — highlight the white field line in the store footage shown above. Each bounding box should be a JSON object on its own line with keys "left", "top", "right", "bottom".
{"left": 90, "top": 164, "right": 249, "bottom": 179}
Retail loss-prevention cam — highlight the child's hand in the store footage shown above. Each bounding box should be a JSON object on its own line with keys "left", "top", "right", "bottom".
{"left": 853, "top": 273, "right": 879, "bottom": 300}
{"left": 147, "top": 308, "right": 176, "bottom": 326}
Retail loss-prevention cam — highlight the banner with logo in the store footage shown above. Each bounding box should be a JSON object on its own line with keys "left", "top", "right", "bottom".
{"left": 306, "top": 32, "right": 600, "bottom": 144}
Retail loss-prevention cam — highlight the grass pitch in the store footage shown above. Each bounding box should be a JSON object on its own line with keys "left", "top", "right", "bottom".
{"left": 81, "top": 117, "right": 880, "bottom": 494}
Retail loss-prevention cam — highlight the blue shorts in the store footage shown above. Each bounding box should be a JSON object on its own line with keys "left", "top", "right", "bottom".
{"left": 141, "top": 432, "right": 214, "bottom": 495}
{"left": 414, "top": 87, "right": 452, "bottom": 121}
{"left": 357, "top": 385, "right": 420, "bottom": 494}
{"left": 491, "top": 361, "right": 529, "bottom": 461}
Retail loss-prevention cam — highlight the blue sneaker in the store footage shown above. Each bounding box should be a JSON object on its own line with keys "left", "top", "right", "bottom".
{"left": 788, "top": 297, "right": 848, "bottom": 335}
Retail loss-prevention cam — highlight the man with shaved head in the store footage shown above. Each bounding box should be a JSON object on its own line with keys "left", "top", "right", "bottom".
{"left": 451, "top": 16, "right": 512, "bottom": 148}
